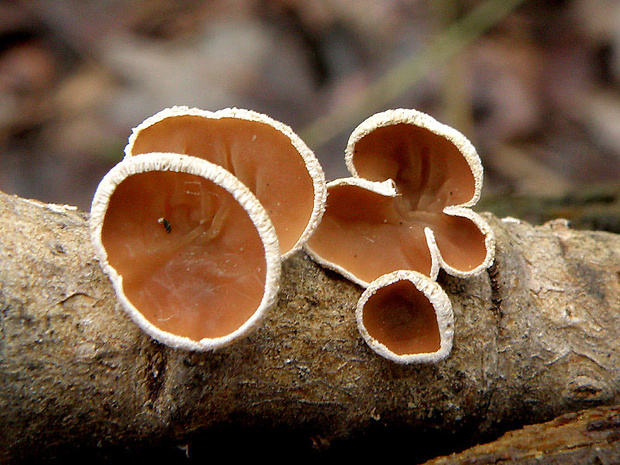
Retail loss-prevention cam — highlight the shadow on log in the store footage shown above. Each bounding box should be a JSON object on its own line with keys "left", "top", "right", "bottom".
{"left": 0, "top": 190, "right": 619, "bottom": 463}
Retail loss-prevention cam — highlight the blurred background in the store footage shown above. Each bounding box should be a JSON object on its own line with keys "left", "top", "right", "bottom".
{"left": 0, "top": 0, "right": 619, "bottom": 229}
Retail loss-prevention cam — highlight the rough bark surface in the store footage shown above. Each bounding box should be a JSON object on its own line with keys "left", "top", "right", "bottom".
{"left": 424, "top": 404, "right": 620, "bottom": 465}
{"left": 0, "top": 190, "right": 619, "bottom": 463}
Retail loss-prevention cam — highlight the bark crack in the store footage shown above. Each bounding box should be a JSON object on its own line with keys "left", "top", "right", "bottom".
{"left": 486, "top": 261, "right": 503, "bottom": 320}
{"left": 143, "top": 341, "right": 168, "bottom": 404}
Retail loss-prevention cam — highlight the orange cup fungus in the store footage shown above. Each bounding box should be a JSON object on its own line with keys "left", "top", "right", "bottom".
{"left": 124, "top": 106, "right": 326, "bottom": 259}
{"left": 90, "top": 153, "right": 280, "bottom": 350}
{"left": 90, "top": 107, "right": 326, "bottom": 350}
{"left": 306, "top": 108, "right": 494, "bottom": 286}
{"left": 357, "top": 271, "right": 453, "bottom": 364}
{"left": 90, "top": 106, "right": 494, "bottom": 362}
{"left": 306, "top": 108, "right": 495, "bottom": 363}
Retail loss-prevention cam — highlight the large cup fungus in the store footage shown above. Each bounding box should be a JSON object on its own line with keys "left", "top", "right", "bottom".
{"left": 306, "top": 108, "right": 495, "bottom": 286}
{"left": 124, "top": 106, "right": 326, "bottom": 259}
{"left": 91, "top": 107, "right": 327, "bottom": 350}
{"left": 90, "top": 153, "right": 280, "bottom": 351}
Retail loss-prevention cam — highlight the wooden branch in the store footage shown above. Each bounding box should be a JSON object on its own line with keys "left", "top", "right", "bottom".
{"left": 424, "top": 404, "right": 620, "bottom": 465}
{"left": 0, "top": 190, "right": 619, "bottom": 463}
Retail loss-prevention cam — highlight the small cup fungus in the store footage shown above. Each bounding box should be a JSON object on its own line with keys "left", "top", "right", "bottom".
{"left": 90, "top": 153, "right": 280, "bottom": 351}
{"left": 124, "top": 106, "right": 326, "bottom": 258}
{"left": 306, "top": 108, "right": 495, "bottom": 287}
{"left": 357, "top": 270, "right": 453, "bottom": 364}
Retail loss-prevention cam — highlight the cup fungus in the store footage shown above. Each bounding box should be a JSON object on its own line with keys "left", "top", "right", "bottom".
{"left": 357, "top": 270, "right": 453, "bottom": 364}
{"left": 306, "top": 108, "right": 495, "bottom": 287}
{"left": 124, "top": 106, "right": 326, "bottom": 258}
{"left": 90, "top": 153, "right": 280, "bottom": 351}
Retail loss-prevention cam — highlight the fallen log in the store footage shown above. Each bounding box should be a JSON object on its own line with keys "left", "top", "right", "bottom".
{"left": 424, "top": 404, "right": 620, "bottom": 465}
{"left": 0, "top": 190, "right": 619, "bottom": 463}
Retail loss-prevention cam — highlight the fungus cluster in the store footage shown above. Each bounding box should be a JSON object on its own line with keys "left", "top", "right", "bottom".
{"left": 305, "top": 109, "right": 495, "bottom": 363}
{"left": 90, "top": 106, "right": 494, "bottom": 363}
{"left": 90, "top": 107, "right": 326, "bottom": 351}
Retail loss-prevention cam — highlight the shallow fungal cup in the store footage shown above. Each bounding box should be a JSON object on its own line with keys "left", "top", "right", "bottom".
{"left": 90, "top": 153, "right": 280, "bottom": 351}
{"left": 124, "top": 106, "right": 326, "bottom": 259}
{"left": 306, "top": 108, "right": 495, "bottom": 287}
{"left": 357, "top": 270, "right": 454, "bottom": 364}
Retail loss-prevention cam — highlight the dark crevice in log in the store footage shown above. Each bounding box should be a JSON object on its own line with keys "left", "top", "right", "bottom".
{"left": 487, "top": 261, "right": 503, "bottom": 319}
{"left": 143, "top": 341, "right": 168, "bottom": 404}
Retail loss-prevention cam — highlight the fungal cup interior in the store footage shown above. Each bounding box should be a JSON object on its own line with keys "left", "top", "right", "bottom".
{"left": 101, "top": 169, "right": 267, "bottom": 342}
{"left": 352, "top": 123, "right": 487, "bottom": 272}
{"left": 362, "top": 279, "right": 441, "bottom": 356}
{"left": 310, "top": 183, "right": 435, "bottom": 282}
{"left": 128, "top": 114, "right": 316, "bottom": 255}
{"left": 352, "top": 123, "right": 476, "bottom": 208}
{"left": 308, "top": 119, "right": 488, "bottom": 282}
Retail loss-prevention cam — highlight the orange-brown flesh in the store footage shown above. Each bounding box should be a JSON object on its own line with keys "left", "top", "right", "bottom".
{"left": 309, "top": 122, "right": 487, "bottom": 277}
{"left": 307, "top": 184, "right": 434, "bottom": 282}
{"left": 101, "top": 170, "right": 267, "bottom": 341}
{"left": 129, "top": 115, "right": 315, "bottom": 254}
{"left": 431, "top": 214, "right": 488, "bottom": 272}
{"left": 362, "top": 279, "right": 441, "bottom": 355}
{"left": 351, "top": 123, "right": 476, "bottom": 211}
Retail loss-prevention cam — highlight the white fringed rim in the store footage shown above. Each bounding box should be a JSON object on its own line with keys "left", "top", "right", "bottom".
{"left": 124, "top": 106, "right": 327, "bottom": 259}
{"left": 356, "top": 270, "right": 454, "bottom": 364}
{"left": 90, "top": 152, "right": 281, "bottom": 351}
{"left": 435, "top": 206, "right": 496, "bottom": 278}
{"left": 345, "top": 108, "right": 484, "bottom": 208}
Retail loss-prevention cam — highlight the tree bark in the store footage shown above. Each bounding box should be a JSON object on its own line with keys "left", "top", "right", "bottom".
{"left": 0, "top": 190, "right": 619, "bottom": 463}
{"left": 424, "top": 404, "right": 620, "bottom": 465}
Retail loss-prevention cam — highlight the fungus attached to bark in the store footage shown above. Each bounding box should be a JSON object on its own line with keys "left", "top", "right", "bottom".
{"left": 306, "top": 108, "right": 495, "bottom": 287}
{"left": 124, "top": 106, "right": 326, "bottom": 258}
{"left": 90, "top": 153, "right": 280, "bottom": 351}
{"left": 357, "top": 270, "right": 453, "bottom": 364}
